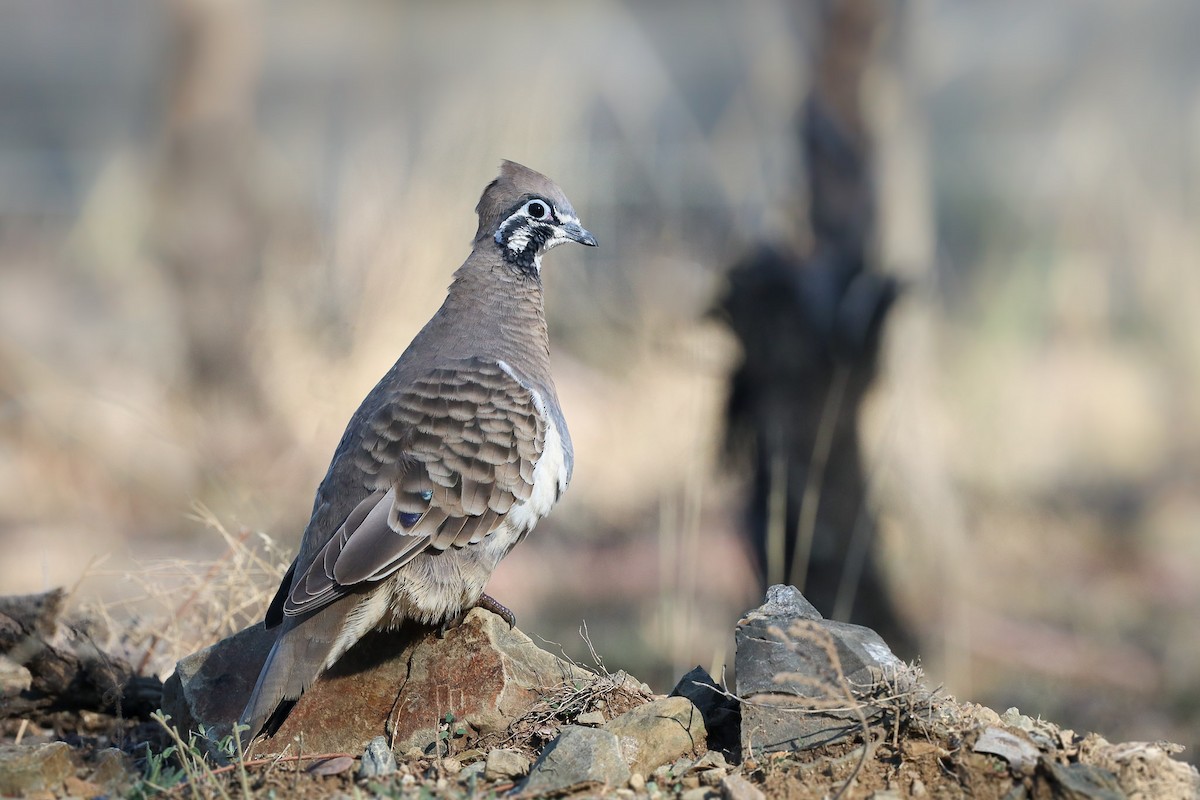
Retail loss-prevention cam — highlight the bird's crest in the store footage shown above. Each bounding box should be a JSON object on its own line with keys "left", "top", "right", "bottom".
{"left": 474, "top": 160, "right": 574, "bottom": 242}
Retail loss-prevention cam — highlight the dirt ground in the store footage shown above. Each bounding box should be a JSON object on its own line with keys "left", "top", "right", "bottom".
{"left": 3, "top": 658, "right": 1196, "bottom": 800}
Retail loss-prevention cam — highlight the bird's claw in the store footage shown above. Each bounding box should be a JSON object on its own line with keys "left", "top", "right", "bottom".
{"left": 475, "top": 593, "right": 517, "bottom": 629}
{"left": 437, "top": 593, "right": 516, "bottom": 638}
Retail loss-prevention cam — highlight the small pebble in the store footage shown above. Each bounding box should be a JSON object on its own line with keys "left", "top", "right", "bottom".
{"left": 629, "top": 772, "right": 647, "bottom": 791}
{"left": 721, "top": 773, "right": 766, "bottom": 800}
{"left": 457, "top": 762, "right": 485, "bottom": 782}
{"left": 484, "top": 748, "right": 531, "bottom": 781}
{"left": 672, "top": 756, "right": 696, "bottom": 775}
{"left": 576, "top": 710, "right": 606, "bottom": 726}
{"left": 694, "top": 751, "right": 728, "bottom": 772}
{"left": 440, "top": 756, "right": 461, "bottom": 775}
{"left": 357, "top": 736, "right": 397, "bottom": 779}
{"left": 911, "top": 778, "right": 927, "bottom": 796}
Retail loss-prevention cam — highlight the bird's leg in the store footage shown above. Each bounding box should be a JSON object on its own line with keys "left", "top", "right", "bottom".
{"left": 475, "top": 593, "right": 516, "bottom": 629}
{"left": 436, "top": 594, "right": 517, "bottom": 638}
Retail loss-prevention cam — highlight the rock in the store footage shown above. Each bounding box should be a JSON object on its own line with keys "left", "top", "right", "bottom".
{"left": 629, "top": 772, "right": 646, "bottom": 791}
{"left": 721, "top": 773, "right": 766, "bottom": 800}
{"left": 576, "top": 710, "right": 606, "bottom": 726}
{"left": 522, "top": 726, "right": 631, "bottom": 794}
{"left": 358, "top": 736, "right": 397, "bottom": 779}
{"left": 758, "top": 584, "right": 823, "bottom": 620}
{"left": 1041, "top": 760, "right": 1125, "bottom": 800}
{"left": 682, "top": 787, "right": 719, "bottom": 800}
{"left": 693, "top": 751, "right": 729, "bottom": 771}
{"left": 1085, "top": 739, "right": 1200, "bottom": 799}
{"left": 670, "top": 665, "right": 740, "bottom": 756}
{"left": 88, "top": 747, "right": 135, "bottom": 793}
{"left": 0, "top": 655, "right": 32, "bottom": 700}
{"left": 0, "top": 742, "right": 75, "bottom": 796}
{"left": 163, "top": 608, "right": 589, "bottom": 757}
{"left": 973, "top": 727, "right": 1039, "bottom": 774}
{"left": 604, "top": 696, "right": 707, "bottom": 776}
{"left": 161, "top": 621, "right": 275, "bottom": 742}
{"left": 484, "top": 748, "right": 530, "bottom": 781}
{"left": 458, "top": 761, "right": 485, "bottom": 782}
{"left": 736, "top": 584, "right": 902, "bottom": 754}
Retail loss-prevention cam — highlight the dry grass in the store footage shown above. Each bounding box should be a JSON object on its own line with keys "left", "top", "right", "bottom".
{"left": 74, "top": 507, "right": 289, "bottom": 678}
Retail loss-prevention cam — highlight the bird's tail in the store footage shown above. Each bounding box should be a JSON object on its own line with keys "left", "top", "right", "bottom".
{"left": 239, "top": 608, "right": 349, "bottom": 743}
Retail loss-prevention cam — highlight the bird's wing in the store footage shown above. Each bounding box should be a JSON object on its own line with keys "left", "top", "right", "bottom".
{"left": 282, "top": 358, "right": 545, "bottom": 619}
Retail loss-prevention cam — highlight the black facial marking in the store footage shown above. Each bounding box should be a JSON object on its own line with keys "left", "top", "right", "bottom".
{"left": 495, "top": 215, "right": 554, "bottom": 272}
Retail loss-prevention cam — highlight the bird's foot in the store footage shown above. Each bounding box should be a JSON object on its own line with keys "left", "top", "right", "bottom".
{"left": 436, "top": 593, "right": 516, "bottom": 638}
{"left": 475, "top": 593, "right": 516, "bottom": 629}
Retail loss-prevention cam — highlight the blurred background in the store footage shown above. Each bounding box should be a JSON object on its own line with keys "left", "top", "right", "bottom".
{"left": 1, "top": 0, "right": 1198, "bottom": 758}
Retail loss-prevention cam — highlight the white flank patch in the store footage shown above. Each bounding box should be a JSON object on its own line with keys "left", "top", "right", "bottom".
{"left": 495, "top": 361, "right": 568, "bottom": 533}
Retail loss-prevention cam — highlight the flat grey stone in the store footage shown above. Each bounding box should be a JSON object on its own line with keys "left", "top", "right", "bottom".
{"left": 484, "top": 747, "right": 530, "bottom": 781}
{"left": 522, "top": 726, "right": 630, "bottom": 794}
{"left": 1042, "top": 761, "right": 1126, "bottom": 800}
{"left": 604, "top": 696, "right": 707, "bottom": 776}
{"left": 357, "top": 735, "right": 397, "bottom": 779}
{"left": 457, "top": 761, "right": 485, "bottom": 782}
{"left": 973, "top": 727, "right": 1038, "bottom": 773}
{"left": 721, "top": 773, "right": 766, "bottom": 800}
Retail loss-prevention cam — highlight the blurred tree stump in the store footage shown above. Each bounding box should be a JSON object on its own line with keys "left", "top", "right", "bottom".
{"left": 718, "top": 0, "right": 912, "bottom": 656}
{"left": 0, "top": 590, "right": 160, "bottom": 720}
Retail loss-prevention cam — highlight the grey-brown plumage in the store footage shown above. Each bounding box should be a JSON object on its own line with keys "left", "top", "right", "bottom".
{"left": 239, "top": 161, "right": 596, "bottom": 740}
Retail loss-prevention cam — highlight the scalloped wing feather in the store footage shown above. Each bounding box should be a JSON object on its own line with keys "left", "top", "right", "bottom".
{"left": 281, "top": 358, "right": 544, "bottom": 619}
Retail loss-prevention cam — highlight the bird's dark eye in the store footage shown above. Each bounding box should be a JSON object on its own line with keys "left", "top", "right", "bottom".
{"left": 527, "top": 201, "right": 547, "bottom": 219}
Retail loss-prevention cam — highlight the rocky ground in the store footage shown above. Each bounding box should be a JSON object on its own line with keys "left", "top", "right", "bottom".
{"left": 2, "top": 585, "right": 1197, "bottom": 799}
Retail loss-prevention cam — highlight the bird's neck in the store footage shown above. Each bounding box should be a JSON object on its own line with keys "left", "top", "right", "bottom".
{"left": 433, "top": 251, "right": 553, "bottom": 379}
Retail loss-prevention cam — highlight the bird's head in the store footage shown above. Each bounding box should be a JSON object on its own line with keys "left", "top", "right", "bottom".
{"left": 475, "top": 160, "right": 597, "bottom": 272}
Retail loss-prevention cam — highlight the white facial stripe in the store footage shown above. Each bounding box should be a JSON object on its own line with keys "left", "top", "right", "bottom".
{"left": 496, "top": 202, "right": 578, "bottom": 271}
{"left": 505, "top": 224, "right": 533, "bottom": 253}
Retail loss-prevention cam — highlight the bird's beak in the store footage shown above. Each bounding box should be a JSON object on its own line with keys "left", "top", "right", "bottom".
{"left": 563, "top": 221, "right": 598, "bottom": 247}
